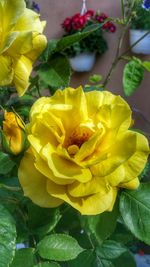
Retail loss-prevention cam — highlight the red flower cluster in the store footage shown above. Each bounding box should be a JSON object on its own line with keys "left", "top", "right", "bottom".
{"left": 62, "top": 10, "right": 116, "bottom": 33}
{"left": 62, "top": 10, "right": 94, "bottom": 32}
{"left": 96, "top": 13, "right": 116, "bottom": 32}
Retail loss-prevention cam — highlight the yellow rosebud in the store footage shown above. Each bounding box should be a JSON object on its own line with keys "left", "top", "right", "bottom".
{"left": 18, "top": 87, "right": 149, "bottom": 215}
{"left": 2, "top": 111, "right": 26, "bottom": 155}
{"left": 0, "top": 0, "right": 47, "bottom": 96}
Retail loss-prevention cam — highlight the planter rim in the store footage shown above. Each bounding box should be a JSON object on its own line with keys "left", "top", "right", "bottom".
{"left": 69, "top": 51, "right": 96, "bottom": 59}
{"left": 130, "top": 29, "right": 150, "bottom": 32}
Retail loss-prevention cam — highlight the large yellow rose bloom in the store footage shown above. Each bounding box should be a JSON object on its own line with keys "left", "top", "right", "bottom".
{"left": 0, "top": 0, "right": 47, "bottom": 96}
{"left": 18, "top": 87, "right": 149, "bottom": 215}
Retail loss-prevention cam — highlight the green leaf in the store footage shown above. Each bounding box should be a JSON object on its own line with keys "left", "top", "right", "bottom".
{"left": 10, "top": 248, "right": 35, "bottom": 267}
{"left": 113, "top": 252, "right": 136, "bottom": 267}
{"left": 123, "top": 60, "right": 144, "bottom": 96}
{"left": 37, "top": 234, "right": 84, "bottom": 261}
{"left": 56, "top": 24, "right": 100, "bottom": 52}
{"left": 0, "top": 204, "right": 16, "bottom": 267}
{"left": 27, "top": 203, "right": 61, "bottom": 238}
{"left": 94, "top": 257, "right": 115, "bottom": 267}
{"left": 89, "top": 74, "right": 102, "bottom": 83}
{"left": 110, "top": 221, "right": 134, "bottom": 244}
{"left": 0, "top": 151, "right": 15, "bottom": 174}
{"left": 68, "top": 250, "right": 95, "bottom": 267}
{"left": 96, "top": 240, "right": 127, "bottom": 260}
{"left": 41, "top": 40, "right": 58, "bottom": 60}
{"left": 120, "top": 183, "right": 150, "bottom": 245}
{"left": 34, "top": 262, "right": 61, "bottom": 267}
{"left": 142, "top": 61, "right": 150, "bottom": 72}
{"left": 85, "top": 200, "right": 119, "bottom": 243}
{"left": 38, "top": 54, "right": 71, "bottom": 88}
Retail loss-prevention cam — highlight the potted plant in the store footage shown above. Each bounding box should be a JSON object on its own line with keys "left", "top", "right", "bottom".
{"left": 130, "top": 0, "right": 150, "bottom": 54}
{"left": 61, "top": 10, "right": 116, "bottom": 72}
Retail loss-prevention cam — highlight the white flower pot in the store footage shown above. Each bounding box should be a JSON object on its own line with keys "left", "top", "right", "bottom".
{"left": 69, "top": 52, "right": 96, "bottom": 72}
{"left": 130, "top": 29, "right": 150, "bottom": 54}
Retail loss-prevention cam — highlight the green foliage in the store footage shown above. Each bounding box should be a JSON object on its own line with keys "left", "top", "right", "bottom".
{"left": 10, "top": 248, "right": 35, "bottom": 267}
{"left": 131, "top": 1, "right": 150, "bottom": 30}
{"left": 89, "top": 74, "right": 103, "bottom": 83}
{"left": 83, "top": 200, "right": 119, "bottom": 244}
{"left": 0, "top": 151, "right": 16, "bottom": 174}
{"left": 96, "top": 240, "right": 127, "bottom": 260}
{"left": 113, "top": 252, "right": 136, "bottom": 267}
{"left": 38, "top": 54, "right": 71, "bottom": 92}
{"left": 57, "top": 24, "right": 100, "bottom": 53}
{"left": 35, "top": 24, "right": 101, "bottom": 94}
{"left": 120, "top": 183, "right": 150, "bottom": 245}
{"left": 37, "top": 234, "right": 84, "bottom": 261}
{"left": 0, "top": 204, "right": 16, "bottom": 267}
{"left": 123, "top": 59, "right": 144, "bottom": 96}
{"left": 139, "top": 160, "right": 150, "bottom": 181}
{"left": 63, "top": 27, "right": 108, "bottom": 57}
{"left": 34, "top": 263, "right": 61, "bottom": 267}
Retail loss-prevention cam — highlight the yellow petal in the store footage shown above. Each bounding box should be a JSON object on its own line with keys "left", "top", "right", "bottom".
{"left": 18, "top": 151, "right": 63, "bottom": 208}
{"left": 104, "top": 165, "right": 125, "bottom": 187}
{"left": 0, "top": 31, "right": 19, "bottom": 53}
{"left": 0, "top": 0, "right": 25, "bottom": 31}
{"left": 67, "top": 177, "right": 107, "bottom": 197}
{"left": 42, "top": 143, "right": 92, "bottom": 183}
{"left": 13, "top": 55, "right": 32, "bottom": 96}
{"left": 0, "top": 55, "right": 14, "bottom": 86}
{"left": 25, "top": 33, "right": 47, "bottom": 61}
{"left": 15, "top": 8, "right": 46, "bottom": 33}
{"left": 85, "top": 91, "right": 131, "bottom": 133}
{"left": 120, "top": 177, "right": 140, "bottom": 190}
{"left": 120, "top": 132, "right": 149, "bottom": 184}
{"left": 91, "top": 131, "right": 137, "bottom": 177}
{"left": 34, "top": 152, "right": 75, "bottom": 185}
{"left": 47, "top": 179, "right": 117, "bottom": 215}
{"left": 7, "top": 32, "right": 33, "bottom": 56}
{"left": 29, "top": 97, "right": 51, "bottom": 120}
{"left": 75, "top": 128, "right": 104, "bottom": 162}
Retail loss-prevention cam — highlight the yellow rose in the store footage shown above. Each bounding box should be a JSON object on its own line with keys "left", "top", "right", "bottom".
{"left": 18, "top": 87, "right": 149, "bottom": 215}
{"left": 0, "top": 0, "right": 47, "bottom": 96}
{"left": 2, "top": 111, "right": 26, "bottom": 155}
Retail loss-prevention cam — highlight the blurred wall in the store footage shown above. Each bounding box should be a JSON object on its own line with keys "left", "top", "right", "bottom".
{"left": 36, "top": 0, "right": 150, "bottom": 121}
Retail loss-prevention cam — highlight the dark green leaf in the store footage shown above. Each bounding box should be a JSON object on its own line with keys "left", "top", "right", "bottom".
{"left": 10, "top": 248, "right": 35, "bottom": 267}
{"left": 0, "top": 204, "right": 16, "bottom": 267}
{"left": 96, "top": 240, "right": 127, "bottom": 260}
{"left": 41, "top": 40, "right": 58, "bottom": 60}
{"left": 120, "top": 183, "right": 150, "bottom": 245}
{"left": 56, "top": 24, "right": 100, "bottom": 52}
{"left": 85, "top": 200, "right": 119, "bottom": 243}
{"left": 34, "top": 262, "right": 61, "bottom": 267}
{"left": 0, "top": 151, "right": 15, "bottom": 174}
{"left": 38, "top": 54, "right": 71, "bottom": 88}
{"left": 37, "top": 234, "right": 84, "bottom": 261}
{"left": 123, "top": 60, "right": 144, "bottom": 96}
{"left": 28, "top": 203, "right": 61, "bottom": 237}
{"left": 113, "top": 252, "right": 136, "bottom": 267}
{"left": 110, "top": 221, "right": 134, "bottom": 244}
{"left": 94, "top": 257, "right": 115, "bottom": 267}
{"left": 68, "top": 250, "right": 95, "bottom": 267}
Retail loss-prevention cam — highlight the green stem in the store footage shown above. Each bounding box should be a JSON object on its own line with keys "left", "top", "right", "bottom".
{"left": 102, "top": 26, "right": 150, "bottom": 88}
{"left": 121, "top": 0, "right": 125, "bottom": 21}
{"left": 0, "top": 183, "right": 21, "bottom": 191}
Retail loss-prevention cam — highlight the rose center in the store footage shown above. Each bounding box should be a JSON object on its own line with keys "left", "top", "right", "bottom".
{"left": 66, "top": 127, "right": 94, "bottom": 155}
